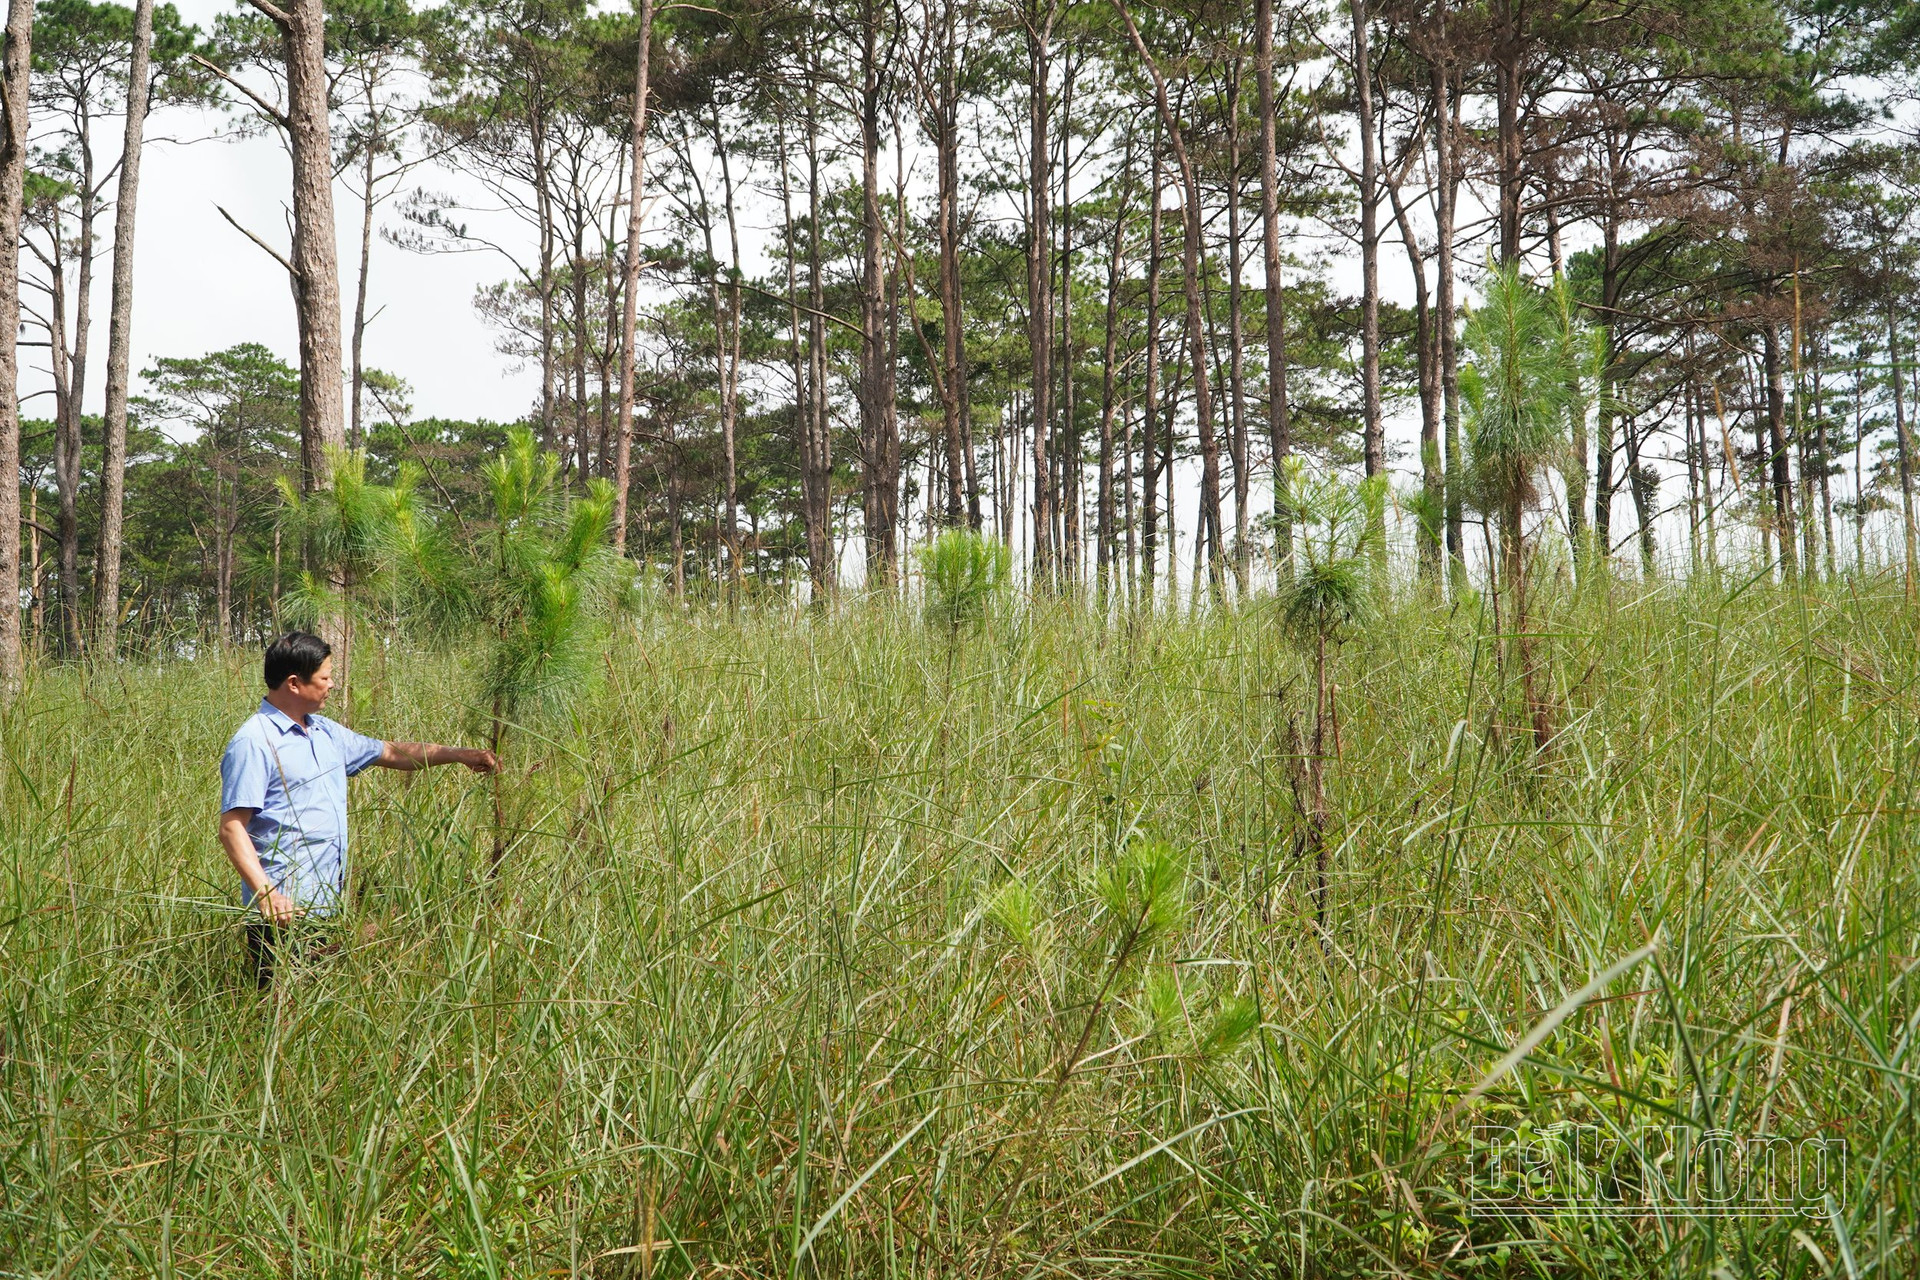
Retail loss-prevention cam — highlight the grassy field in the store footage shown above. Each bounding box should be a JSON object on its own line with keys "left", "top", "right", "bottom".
{"left": 3, "top": 576, "right": 1916, "bottom": 1277}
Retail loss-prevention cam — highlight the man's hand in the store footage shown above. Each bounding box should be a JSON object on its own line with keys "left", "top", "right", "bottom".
{"left": 378, "top": 742, "right": 502, "bottom": 774}
{"left": 459, "top": 748, "right": 501, "bottom": 775}
{"left": 258, "top": 887, "right": 299, "bottom": 928}
{"left": 219, "top": 808, "right": 300, "bottom": 927}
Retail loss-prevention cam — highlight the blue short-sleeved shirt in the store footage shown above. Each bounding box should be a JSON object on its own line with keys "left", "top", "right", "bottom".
{"left": 220, "top": 700, "right": 385, "bottom": 915}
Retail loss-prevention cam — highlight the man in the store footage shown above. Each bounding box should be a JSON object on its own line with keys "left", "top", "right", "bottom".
{"left": 219, "top": 631, "right": 499, "bottom": 985}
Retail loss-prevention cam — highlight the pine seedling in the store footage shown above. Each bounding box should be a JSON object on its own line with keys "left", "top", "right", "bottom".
{"left": 277, "top": 445, "right": 429, "bottom": 720}
{"left": 982, "top": 836, "right": 1191, "bottom": 1273}
{"left": 1275, "top": 458, "right": 1385, "bottom": 926}
{"left": 920, "top": 529, "right": 1011, "bottom": 687}
{"left": 1461, "top": 261, "right": 1583, "bottom": 750}
{"left": 1093, "top": 837, "right": 1190, "bottom": 949}
{"left": 474, "top": 427, "right": 624, "bottom": 872}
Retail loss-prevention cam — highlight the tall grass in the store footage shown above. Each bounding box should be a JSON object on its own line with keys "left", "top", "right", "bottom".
{"left": 2, "top": 574, "right": 1915, "bottom": 1277}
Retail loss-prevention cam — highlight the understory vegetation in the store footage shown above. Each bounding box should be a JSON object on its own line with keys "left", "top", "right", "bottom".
{"left": 3, "top": 577, "right": 1916, "bottom": 1277}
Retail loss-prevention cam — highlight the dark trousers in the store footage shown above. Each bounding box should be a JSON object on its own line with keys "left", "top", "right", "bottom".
{"left": 244, "top": 921, "right": 334, "bottom": 988}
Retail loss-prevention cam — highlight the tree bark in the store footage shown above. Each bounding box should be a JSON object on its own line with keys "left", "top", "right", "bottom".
{"left": 1889, "top": 309, "right": 1916, "bottom": 597}
{"left": 1546, "top": 190, "right": 1588, "bottom": 573}
{"left": 1257, "top": 0, "right": 1292, "bottom": 575}
{"left": 532, "top": 98, "right": 557, "bottom": 456}
{"left": 934, "top": 8, "right": 968, "bottom": 528}
{"left": 0, "top": 0, "right": 33, "bottom": 691}
{"left": 570, "top": 191, "right": 591, "bottom": 482}
{"left": 55, "top": 124, "right": 98, "bottom": 656}
{"left": 1118, "top": 0, "right": 1223, "bottom": 598}
{"left": 94, "top": 0, "right": 154, "bottom": 657}
{"left": 858, "top": 0, "right": 898, "bottom": 589}
{"left": 1434, "top": 48, "right": 1463, "bottom": 580}
{"left": 776, "top": 112, "right": 811, "bottom": 596}
{"left": 1626, "top": 420, "right": 1656, "bottom": 576}
{"left": 1762, "top": 322, "right": 1797, "bottom": 579}
{"left": 1493, "top": 0, "right": 1523, "bottom": 264}
{"left": 1142, "top": 138, "right": 1162, "bottom": 593}
{"left": 1592, "top": 227, "right": 1619, "bottom": 561}
{"left": 1095, "top": 150, "right": 1130, "bottom": 604}
{"left": 1352, "top": 0, "right": 1383, "bottom": 496}
{"left": 804, "top": 57, "right": 833, "bottom": 597}
{"left": 48, "top": 233, "right": 85, "bottom": 655}
{"left": 1225, "top": 60, "right": 1249, "bottom": 596}
{"left": 1058, "top": 51, "right": 1078, "bottom": 587}
{"left": 1386, "top": 170, "right": 1440, "bottom": 585}
{"left": 349, "top": 78, "right": 377, "bottom": 452}
{"left": 251, "top": 0, "right": 348, "bottom": 491}
{"left": 1026, "top": 0, "right": 1056, "bottom": 587}
{"left": 715, "top": 108, "right": 743, "bottom": 589}
{"left": 612, "top": 0, "right": 653, "bottom": 554}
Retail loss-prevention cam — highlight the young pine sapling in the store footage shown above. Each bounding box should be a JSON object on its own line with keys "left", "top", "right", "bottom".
{"left": 1461, "top": 262, "right": 1582, "bottom": 751}
{"left": 919, "top": 528, "right": 1011, "bottom": 688}
{"left": 277, "top": 445, "right": 429, "bottom": 721}
{"left": 1275, "top": 458, "right": 1385, "bottom": 927}
{"left": 475, "top": 427, "right": 624, "bottom": 872}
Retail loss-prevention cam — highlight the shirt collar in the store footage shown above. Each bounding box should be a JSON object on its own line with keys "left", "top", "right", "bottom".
{"left": 257, "top": 698, "right": 313, "bottom": 736}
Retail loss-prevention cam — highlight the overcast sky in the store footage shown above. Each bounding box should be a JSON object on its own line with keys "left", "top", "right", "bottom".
{"left": 27, "top": 0, "right": 541, "bottom": 427}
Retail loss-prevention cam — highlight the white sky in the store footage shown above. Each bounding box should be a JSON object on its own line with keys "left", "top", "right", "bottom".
{"left": 30, "top": 0, "right": 540, "bottom": 425}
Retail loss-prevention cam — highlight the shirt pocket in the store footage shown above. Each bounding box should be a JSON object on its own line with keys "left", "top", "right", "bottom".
{"left": 268, "top": 736, "right": 337, "bottom": 824}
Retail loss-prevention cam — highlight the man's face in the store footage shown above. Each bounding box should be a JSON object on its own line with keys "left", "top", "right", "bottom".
{"left": 283, "top": 655, "right": 334, "bottom": 716}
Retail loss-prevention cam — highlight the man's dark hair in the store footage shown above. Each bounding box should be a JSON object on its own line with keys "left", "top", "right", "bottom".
{"left": 264, "top": 631, "right": 331, "bottom": 690}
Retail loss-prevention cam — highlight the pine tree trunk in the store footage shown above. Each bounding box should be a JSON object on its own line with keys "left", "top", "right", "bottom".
{"left": 27, "top": 486, "right": 41, "bottom": 655}
{"left": 1096, "top": 161, "right": 1129, "bottom": 606}
{"left": 1762, "top": 323, "right": 1798, "bottom": 580}
{"left": 533, "top": 107, "right": 557, "bottom": 457}
{"left": 1812, "top": 330, "right": 1834, "bottom": 578}
{"left": 1626, "top": 422, "right": 1657, "bottom": 576}
{"left": 859, "top": 0, "right": 897, "bottom": 590}
{"left": 1504, "top": 491, "right": 1550, "bottom": 750}
{"left": 936, "top": 59, "right": 968, "bottom": 528}
{"left": 55, "top": 132, "right": 98, "bottom": 657}
{"left": 1026, "top": 2, "right": 1055, "bottom": 588}
{"left": 612, "top": 0, "right": 654, "bottom": 555}
{"left": 93, "top": 0, "right": 153, "bottom": 657}
{"left": 666, "top": 412, "right": 684, "bottom": 600}
{"left": 1226, "top": 64, "right": 1249, "bottom": 596}
{"left": 1353, "top": 0, "right": 1383, "bottom": 502}
{"left": 571, "top": 209, "right": 591, "bottom": 483}
{"left": 259, "top": 0, "right": 347, "bottom": 491}
{"left": 1141, "top": 139, "right": 1162, "bottom": 592}
{"left": 49, "top": 241, "right": 84, "bottom": 656}
{"left": 804, "top": 61, "right": 834, "bottom": 597}
{"left": 1593, "top": 230, "right": 1619, "bottom": 561}
{"left": 1434, "top": 49, "right": 1464, "bottom": 582}
{"left": 0, "top": 0, "right": 34, "bottom": 692}
{"left": 350, "top": 80, "right": 377, "bottom": 452}
{"left": 1387, "top": 175, "right": 1440, "bottom": 585}
{"left": 1890, "top": 310, "right": 1917, "bottom": 597}
{"left": 1058, "top": 55, "right": 1079, "bottom": 589}
{"left": 776, "top": 113, "right": 815, "bottom": 600}
{"left": 716, "top": 113, "right": 743, "bottom": 589}
{"left": 1257, "top": 0, "right": 1292, "bottom": 575}
{"left": 1546, "top": 191, "right": 1589, "bottom": 576}
{"left": 1120, "top": 4, "right": 1223, "bottom": 599}
{"left": 1494, "top": 0, "right": 1523, "bottom": 264}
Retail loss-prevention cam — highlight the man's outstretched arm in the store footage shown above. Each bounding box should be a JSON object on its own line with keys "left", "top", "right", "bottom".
{"left": 374, "top": 741, "right": 501, "bottom": 774}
